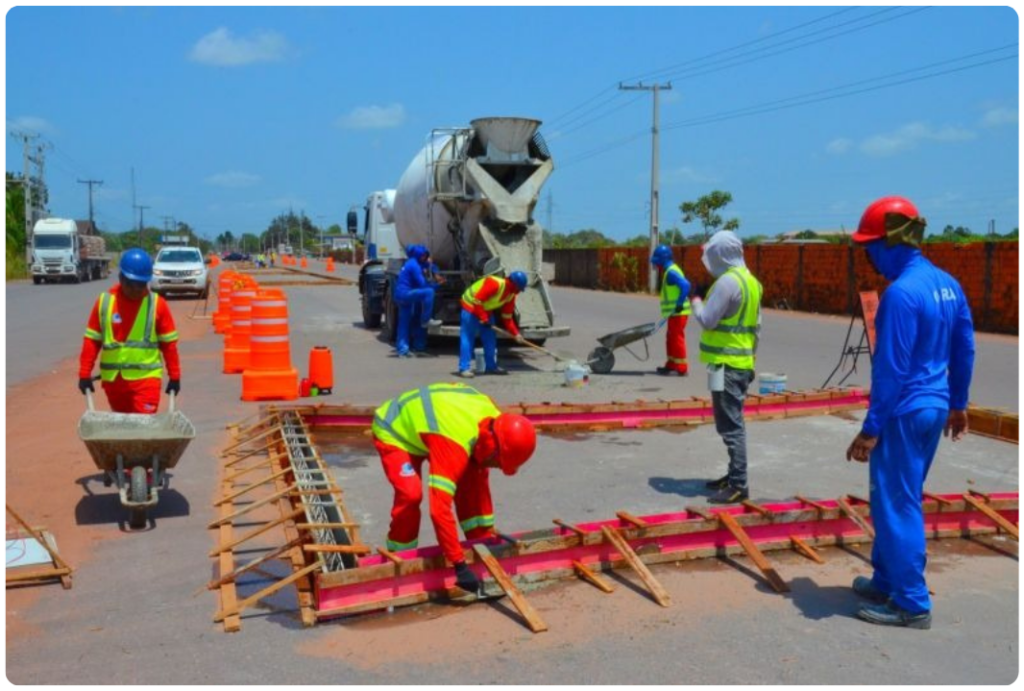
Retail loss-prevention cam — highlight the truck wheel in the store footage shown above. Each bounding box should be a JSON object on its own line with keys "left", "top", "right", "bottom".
{"left": 382, "top": 290, "right": 398, "bottom": 344}
{"left": 362, "top": 295, "right": 382, "bottom": 328}
{"left": 32, "top": 277, "right": 41, "bottom": 285}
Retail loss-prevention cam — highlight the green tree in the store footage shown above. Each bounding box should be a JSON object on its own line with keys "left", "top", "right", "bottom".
{"left": 620, "top": 234, "right": 650, "bottom": 247}
{"left": 679, "top": 190, "right": 740, "bottom": 241}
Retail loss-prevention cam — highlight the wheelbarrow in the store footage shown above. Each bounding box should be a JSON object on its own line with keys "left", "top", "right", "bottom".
{"left": 586, "top": 319, "right": 666, "bottom": 374}
{"left": 77, "top": 391, "right": 195, "bottom": 529}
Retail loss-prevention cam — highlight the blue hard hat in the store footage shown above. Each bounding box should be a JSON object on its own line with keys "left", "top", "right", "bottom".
{"left": 119, "top": 248, "right": 154, "bottom": 282}
{"left": 651, "top": 244, "right": 673, "bottom": 267}
{"left": 406, "top": 244, "right": 424, "bottom": 260}
{"left": 509, "top": 270, "right": 528, "bottom": 292}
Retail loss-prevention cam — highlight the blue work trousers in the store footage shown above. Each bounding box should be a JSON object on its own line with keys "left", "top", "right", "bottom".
{"left": 868, "top": 407, "right": 946, "bottom": 614}
{"left": 395, "top": 288, "right": 435, "bottom": 356}
{"left": 459, "top": 309, "right": 497, "bottom": 373}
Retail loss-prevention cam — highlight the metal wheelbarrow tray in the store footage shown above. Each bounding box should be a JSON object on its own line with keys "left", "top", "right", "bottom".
{"left": 77, "top": 394, "right": 195, "bottom": 528}
{"left": 587, "top": 321, "right": 661, "bottom": 374}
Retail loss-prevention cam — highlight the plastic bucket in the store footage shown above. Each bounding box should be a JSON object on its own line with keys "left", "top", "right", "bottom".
{"left": 563, "top": 361, "right": 590, "bottom": 388}
{"left": 759, "top": 372, "right": 787, "bottom": 394}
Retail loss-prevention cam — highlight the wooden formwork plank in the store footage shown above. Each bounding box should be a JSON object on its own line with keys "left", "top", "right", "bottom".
{"left": 302, "top": 544, "right": 373, "bottom": 555}
{"left": 795, "top": 495, "right": 830, "bottom": 513}
{"left": 216, "top": 479, "right": 241, "bottom": 633}
{"left": 224, "top": 439, "right": 282, "bottom": 467}
{"left": 5, "top": 505, "right": 72, "bottom": 573}
{"left": 600, "top": 525, "right": 671, "bottom": 607}
{"left": 472, "top": 544, "right": 548, "bottom": 633}
{"left": 717, "top": 512, "right": 790, "bottom": 593}
{"left": 572, "top": 560, "right": 615, "bottom": 593}
{"left": 222, "top": 425, "right": 281, "bottom": 456}
{"left": 741, "top": 499, "right": 773, "bottom": 518}
{"left": 963, "top": 493, "right": 1019, "bottom": 540}
{"left": 223, "top": 459, "right": 275, "bottom": 484}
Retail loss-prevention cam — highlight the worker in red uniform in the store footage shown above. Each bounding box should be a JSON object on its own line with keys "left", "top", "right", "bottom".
{"left": 458, "top": 271, "right": 528, "bottom": 377}
{"left": 371, "top": 382, "right": 537, "bottom": 595}
{"left": 78, "top": 248, "right": 181, "bottom": 413}
{"left": 650, "top": 244, "right": 691, "bottom": 376}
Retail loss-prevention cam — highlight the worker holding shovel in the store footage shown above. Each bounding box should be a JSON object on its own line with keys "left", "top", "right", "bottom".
{"left": 458, "top": 271, "right": 528, "bottom": 377}
{"left": 650, "top": 244, "right": 691, "bottom": 376}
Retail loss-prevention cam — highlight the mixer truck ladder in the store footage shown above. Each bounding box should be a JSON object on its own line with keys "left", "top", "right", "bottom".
{"left": 426, "top": 127, "right": 472, "bottom": 203}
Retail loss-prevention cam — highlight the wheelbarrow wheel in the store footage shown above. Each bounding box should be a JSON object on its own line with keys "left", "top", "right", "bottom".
{"left": 129, "top": 466, "right": 148, "bottom": 529}
{"left": 588, "top": 347, "right": 615, "bottom": 374}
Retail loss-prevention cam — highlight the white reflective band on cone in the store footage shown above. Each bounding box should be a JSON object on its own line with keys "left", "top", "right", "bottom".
{"left": 250, "top": 335, "right": 289, "bottom": 343}
{"left": 252, "top": 318, "right": 288, "bottom": 325}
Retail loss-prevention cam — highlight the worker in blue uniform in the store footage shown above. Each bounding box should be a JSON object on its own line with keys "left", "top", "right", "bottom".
{"left": 394, "top": 245, "right": 442, "bottom": 358}
{"left": 845, "top": 196, "right": 975, "bottom": 630}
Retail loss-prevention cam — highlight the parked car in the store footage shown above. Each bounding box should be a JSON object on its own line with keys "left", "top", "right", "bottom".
{"left": 151, "top": 246, "right": 208, "bottom": 298}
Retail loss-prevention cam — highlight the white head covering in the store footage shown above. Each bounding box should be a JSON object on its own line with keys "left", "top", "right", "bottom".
{"left": 701, "top": 230, "right": 746, "bottom": 278}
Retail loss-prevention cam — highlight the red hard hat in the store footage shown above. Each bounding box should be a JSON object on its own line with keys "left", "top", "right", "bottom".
{"left": 492, "top": 413, "right": 537, "bottom": 476}
{"left": 853, "top": 196, "right": 920, "bottom": 244}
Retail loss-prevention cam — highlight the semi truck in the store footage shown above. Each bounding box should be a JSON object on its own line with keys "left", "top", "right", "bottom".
{"left": 30, "top": 218, "right": 111, "bottom": 284}
{"left": 357, "top": 116, "right": 569, "bottom": 343}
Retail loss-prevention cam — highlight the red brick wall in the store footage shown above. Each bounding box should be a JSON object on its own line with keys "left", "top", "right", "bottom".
{"left": 545, "top": 242, "right": 1017, "bottom": 334}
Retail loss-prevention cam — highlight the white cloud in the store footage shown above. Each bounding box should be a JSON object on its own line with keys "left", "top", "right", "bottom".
{"left": 860, "top": 122, "right": 975, "bottom": 157}
{"left": 205, "top": 171, "right": 261, "bottom": 188}
{"left": 981, "top": 106, "right": 1018, "bottom": 127}
{"left": 826, "top": 138, "right": 853, "bottom": 155}
{"left": 189, "top": 27, "right": 288, "bottom": 67}
{"left": 662, "top": 165, "right": 717, "bottom": 184}
{"left": 6, "top": 116, "right": 56, "bottom": 135}
{"left": 336, "top": 104, "right": 406, "bottom": 129}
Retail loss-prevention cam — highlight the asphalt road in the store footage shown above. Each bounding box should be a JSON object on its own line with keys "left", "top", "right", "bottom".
{"left": 4, "top": 265, "right": 1019, "bottom": 684}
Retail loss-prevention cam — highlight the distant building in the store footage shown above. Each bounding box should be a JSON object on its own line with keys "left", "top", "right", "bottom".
{"left": 323, "top": 234, "right": 356, "bottom": 251}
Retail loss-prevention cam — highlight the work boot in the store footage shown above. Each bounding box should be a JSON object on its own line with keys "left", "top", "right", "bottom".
{"left": 857, "top": 601, "right": 932, "bottom": 630}
{"left": 708, "top": 485, "right": 749, "bottom": 504}
{"left": 485, "top": 367, "right": 509, "bottom": 375}
{"left": 705, "top": 475, "right": 730, "bottom": 490}
{"left": 423, "top": 319, "right": 443, "bottom": 329}
{"left": 852, "top": 576, "right": 889, "bottom": 604}
{"left": 458, "top": 370, "right": 475, "bottom": 378}
{"left": 396, "top": 352, "right": 413, "bottom": 359}
{"left": 655, "top": 367, "right": 680, "bottom": 377}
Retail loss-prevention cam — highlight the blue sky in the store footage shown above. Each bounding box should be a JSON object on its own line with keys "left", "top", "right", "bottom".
{"left": 5, "top": 5, "right": 1019, "bottom": 242}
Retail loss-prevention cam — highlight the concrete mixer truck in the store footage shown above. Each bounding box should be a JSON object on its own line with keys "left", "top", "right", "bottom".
{"left": 357, "top": 116, "right": 570, "bottom": 344}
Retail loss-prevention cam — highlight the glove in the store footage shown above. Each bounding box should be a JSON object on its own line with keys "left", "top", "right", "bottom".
{"left": 453, "top": 561, "right": 481, "bottom": 594}
{"left": 693, "top": 284, "right": 709, "bottom": 300}
{"left": 78, "top": 377, "right": 95, "bottom": 395}
{"left": 165, "top": 379, "right": 181, "bottom": 395}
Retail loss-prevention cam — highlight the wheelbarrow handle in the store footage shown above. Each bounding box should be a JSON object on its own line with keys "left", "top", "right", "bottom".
{"left": 168, "top": 391, "right": 176, "bottom": 414}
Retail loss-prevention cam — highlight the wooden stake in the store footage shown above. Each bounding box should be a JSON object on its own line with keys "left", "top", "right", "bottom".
{"left": 685, "top": 505, "right": 715, "bottom": 521}
{"left": 302, "top": 544, "right": 372, "bottom": 555}
{"left": 924, "top": 492, "right": 955, "bottom": 508}
{"left": 295, "top": 522, "right": 360, "bottom": 531}
{"left": 837, "top": 497, "right": 875, "bottom": 539}
{"left": 215, "top": 466, "right": 294, "bottom": 506}
{"left": 223, "top": 460, "right": 274, "bottom": 484}
{"left": 221, "top": 426, "right": 280, "bottom": 456}
{"left": 963, "top": 493, "right": 1019, "bottom": 540}
{"left": 207, "top": 537, "right": 305, "bottom": 590}
{"left": 209, "top": 508, "right": 305, "bottom": 557}
{"left": 600, "top": 525, "right": 671, "bottom": 607}
{"left": 553, "top": 518, "right": 587, "bottom": 538}
{"left": 790, "top": 535, "right": 825, "bottom": 564}
{"left": 795, "top": 495, "right": 830, "bottom": 513}
{"left": 572, "top": 560, "right": 615, "bottom": 593}
{"left": 616, "top": 511, "right": 649, "bottom": 528}
{"left": 214, "top": 560, "right": 323, "bottom": 623}
{"left": 207, "top": 484, "right": 298, "bottom": 529}
{"left": 224, "top": 439, "right": 281, "bottom": 467}
{"left": 472, "top": 544, "right": 549, "bottom": 633}
{"left": 741, "top": 499, "right": 773, "bottom": 518}
{"left": 717, "top": 512, "right": 790, "bottom": 593}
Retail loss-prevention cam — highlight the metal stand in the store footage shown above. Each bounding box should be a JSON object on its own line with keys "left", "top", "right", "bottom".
{"left": 822, "top": 291, "right": 878, "bottom": 389}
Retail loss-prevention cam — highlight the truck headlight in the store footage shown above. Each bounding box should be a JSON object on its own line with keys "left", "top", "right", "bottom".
{"left": 190, "top": 269, "right": 204, "bottom": 276}
{"left": 152, "top": 269, "right": 164, "bottom": 276}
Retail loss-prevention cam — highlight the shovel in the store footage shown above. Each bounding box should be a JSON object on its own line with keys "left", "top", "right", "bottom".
{"left": 492, "top": 326, "right": 572, "bottom": 364}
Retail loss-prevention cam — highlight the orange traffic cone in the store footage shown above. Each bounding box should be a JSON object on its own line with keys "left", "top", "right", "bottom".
{"left": 223, "top": 287, "right": 256, "bottom": 373}
{"left": 308, "top": 345, "right": 334, "bottom": 394}
{"left": 213, "top": 271, "right": 238, "bottom": 334}
{"left": 300, "top": 256, "right": 308, "bottom": 269}
{"left": 241, "top": 289, "right": 298, "bottom": 401}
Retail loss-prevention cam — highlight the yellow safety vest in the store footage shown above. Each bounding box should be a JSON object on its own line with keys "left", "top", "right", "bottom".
{"left": 372, "top": 383, "right": 500, "bottom": 460}
{"left": 660, "top": 263, "right": 691, "bottom": 317}
{"left": 461, "top": 276, "right": 515, "bottom": 313}
{"left": 699, "top": 267, "right": 762, "bottom": 370}
{"left": 92, "top": 292, "right": 168, "bottom": 382}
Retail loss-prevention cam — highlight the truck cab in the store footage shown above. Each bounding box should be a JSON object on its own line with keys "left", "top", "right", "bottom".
{"left": 357, "top": 190, "right": 405, "bottom": 328}
{"left": 30, "top": 218, "right": 108, "bottom": 284}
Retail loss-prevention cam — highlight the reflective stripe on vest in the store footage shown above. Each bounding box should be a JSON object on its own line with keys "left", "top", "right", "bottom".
{"left": 97, "top": 292, "right": 164, "bottom": 381}
{"left": 371, "top": 383, "right": 500, "bottom": 459}
{"left": 699, "top": 267, "right": 763, "bottom": 370}
{"left": 660, "top": 263, "right": 691, "bottom": 317}
{"left": 462, "top": 276, "right": 514, "bottom": 313}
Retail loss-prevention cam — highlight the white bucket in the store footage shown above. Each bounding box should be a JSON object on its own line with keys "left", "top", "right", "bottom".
{"left": 474, "top": 348, "right": 486, "bottom": 373}
{"left": 759, "top": 372, "right": 787, "bottom": 394}
{"left": 563, "top": 361, "right": 590, "bottom": 388}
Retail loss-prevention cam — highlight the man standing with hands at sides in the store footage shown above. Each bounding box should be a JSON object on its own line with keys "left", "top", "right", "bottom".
{"left": 845, "top": 196, "right": 975, "bottom": 630}
{"left": 688, "top": 231, "right": 762, "bottom": 505}
{"left": 650, "top": 244, "right": 691, "bottom": 376}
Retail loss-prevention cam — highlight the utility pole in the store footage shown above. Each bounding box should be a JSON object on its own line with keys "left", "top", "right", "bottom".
{"left": 620, "top": 81, "right": 672, "bottom": 293}
{"left": 317, "top": 215, "right": 327, "bottom": 258}
{"left": 77, "top": 178, "right": 104, "bottom": 230}
{"left": 134, "top": 204, "right": 150, "bottom": 247}
{"left": 11, "top": 131, "right": 39, "bottom": 264}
